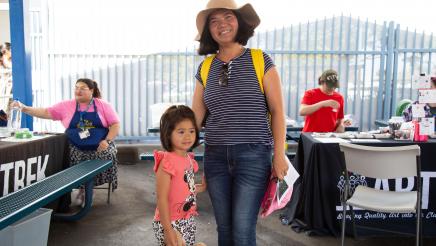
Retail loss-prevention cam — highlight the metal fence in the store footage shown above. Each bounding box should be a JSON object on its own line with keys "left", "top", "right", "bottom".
{"left": 29, "top": 11, "right": 436, "bottom": 138}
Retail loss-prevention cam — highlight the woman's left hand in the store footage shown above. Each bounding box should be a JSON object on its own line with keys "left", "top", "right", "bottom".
{"left": 272, "top": 154, "right": 289, "bottom": 180}
{"left": 97, "top": 140, "right": 109, "bottom": 152}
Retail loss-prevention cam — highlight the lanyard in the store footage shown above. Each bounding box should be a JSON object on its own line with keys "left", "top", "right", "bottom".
{"left": 77, "top": 98, "right": 94, "bottom": 130}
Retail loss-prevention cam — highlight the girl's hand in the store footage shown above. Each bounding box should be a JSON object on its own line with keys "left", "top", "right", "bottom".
{"left": 272, "top": 154, "right": 289, "bottom": 180}
{"left": 195, "top": 175, "right": 207, "bottom": 193}
{"left": 163, "top": 228, "right": 179, "bottom": 246}
{"left": 97, "top": 140, "right": 109, "bottom": 152}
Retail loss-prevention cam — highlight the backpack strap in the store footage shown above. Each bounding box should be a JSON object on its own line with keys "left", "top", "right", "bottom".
{"left": 200, "top": 54, "right": 216, "bottom": 87}
{"left": 250, "top": 48, "right": 265, "bottom": 94}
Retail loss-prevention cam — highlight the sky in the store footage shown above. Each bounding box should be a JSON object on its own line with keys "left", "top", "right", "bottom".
{"left": 51, "top": 0, "right": 436, "bottom": 54}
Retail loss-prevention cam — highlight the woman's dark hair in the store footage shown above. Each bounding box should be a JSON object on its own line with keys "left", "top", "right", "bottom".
{"left": 160, "top": 105, "right": 200, "bottom": 152}
{"left": 198, "top": 10, "right": 255, "bottom": 55}
{"left": 76, "top": 78, "right": 102, "bottom": 98}
{"left": 0, "top": 42, "right": 11, "bottom": 67}
{"left": 0, "top": 42, "right": 11, "bottom": 55}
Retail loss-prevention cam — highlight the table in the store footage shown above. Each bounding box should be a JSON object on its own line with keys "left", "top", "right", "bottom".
{"left": 0, "top": 134, "right": 69, "bottom": 197}
{"left": 287, "top": 133, "right": 436, "bottom": 237}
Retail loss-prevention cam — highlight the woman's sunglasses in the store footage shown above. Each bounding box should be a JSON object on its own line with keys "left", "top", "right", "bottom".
{"left": 218, "top": 62, "right": 232, "bottom": 87}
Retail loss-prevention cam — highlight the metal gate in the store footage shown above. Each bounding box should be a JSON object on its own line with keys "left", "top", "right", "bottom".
{"left": 28, "top": 8, "right": 436, "bottom": 138}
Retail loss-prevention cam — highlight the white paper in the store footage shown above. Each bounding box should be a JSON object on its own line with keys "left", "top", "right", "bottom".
{"left": 419, "top": 117, "right": 435, "bottom": 136}
{"left": 414, "top": 76, "right": 431, "bottom": 89}
{"left": 276, "top": 156, "right": 299, "bottom": 205}
{"left": 0, "top": 135, "right": 52, "bottom": 142}
{"left": 314, "top": 137, "right": 349, "bottom": 143}
{"left": 418, "top": 89, "right": 436, "bottom": 104}
{"left": 350, "top": 139, "right": 382, "bottom": 143}
{"left": 412, "top": 104, "right": 427, "bottom": 118}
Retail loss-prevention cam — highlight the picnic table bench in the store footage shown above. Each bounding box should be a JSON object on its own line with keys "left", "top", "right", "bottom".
{"left": 0, "top": 159, "right": 112, "bottom": 231}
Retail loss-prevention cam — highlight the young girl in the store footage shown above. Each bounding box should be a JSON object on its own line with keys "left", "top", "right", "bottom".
{"left": 152, "top": 105, "right": 206, "bottom": 246}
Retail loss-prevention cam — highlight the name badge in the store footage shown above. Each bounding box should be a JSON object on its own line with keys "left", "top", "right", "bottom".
{"left": 79, "top": 129, "right": 90, "bottom": 139}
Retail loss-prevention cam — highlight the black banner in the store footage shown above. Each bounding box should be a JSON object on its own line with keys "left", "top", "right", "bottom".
{"left": 0, "top": 134, "right": 69, "bottom": 197}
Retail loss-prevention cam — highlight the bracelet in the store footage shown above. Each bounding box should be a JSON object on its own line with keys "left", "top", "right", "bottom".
{"left": 105, "top": 139, "right": 113, "bottom": 144}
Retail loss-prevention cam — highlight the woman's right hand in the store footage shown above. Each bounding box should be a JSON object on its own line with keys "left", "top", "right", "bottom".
{"left": 10, "top": 100, "right": 25, "bottom": 110}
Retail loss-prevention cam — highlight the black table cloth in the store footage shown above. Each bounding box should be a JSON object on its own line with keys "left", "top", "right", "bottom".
{"left": 287, "top": 133, "right": 436, "bottom": 237}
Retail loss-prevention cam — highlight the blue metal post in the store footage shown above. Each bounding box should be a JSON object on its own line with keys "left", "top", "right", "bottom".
{"left": 383, "top": 21, "right": 395, "bottom": 119}
{"left": 9, "top": 0, "right": 33, "bottom": 129}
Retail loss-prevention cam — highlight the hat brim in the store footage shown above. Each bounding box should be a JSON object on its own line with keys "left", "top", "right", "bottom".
{"left": 195, "top": 3, "right": 260, "bottom": 41}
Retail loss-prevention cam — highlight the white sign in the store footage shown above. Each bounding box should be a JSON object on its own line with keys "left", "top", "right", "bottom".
{"left": 412, "top": 104, "right": 427, "bottom": 118}
{"left": 420, "top": 117, "right": 435, "bottom": 136}
{"left": 413, "top": 75, "right": 431, "bottom": 89}
{"left": 0, "top": 154, "right": 49, "bottom": 196}
{"left": 418, "top": 89, "right": 436, "bottom": 104}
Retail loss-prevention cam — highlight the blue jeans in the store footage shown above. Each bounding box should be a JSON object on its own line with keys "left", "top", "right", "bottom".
{"left": 204, "top": 144, "right": 272, "bottom": 246}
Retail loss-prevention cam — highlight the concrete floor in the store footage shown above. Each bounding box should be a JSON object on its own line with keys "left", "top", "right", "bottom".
{"left": 47, "top": 154, "right": 430, "bottom": 246}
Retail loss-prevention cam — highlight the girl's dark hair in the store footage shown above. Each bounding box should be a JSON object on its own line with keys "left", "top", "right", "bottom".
{"left": 198, "top": 10, "right": 255, "bottom": 55}
{"left": 431, "top": 77, "right": 436, "bottom": 87}
{"left": 160, "top": 105, "right": 200, "bottom": 152}
{"left": 76, "top": 78, "right": 102, "bottom": 98}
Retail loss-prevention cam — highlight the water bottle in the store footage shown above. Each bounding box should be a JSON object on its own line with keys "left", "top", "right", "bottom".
{"left": 7, "top": 100, "right": 22, "bottom": 131}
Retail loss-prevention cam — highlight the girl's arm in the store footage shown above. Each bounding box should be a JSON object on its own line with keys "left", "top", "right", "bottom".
{"left": 195, "top": 175, "right": 207, "bottom": 193}
{"left": 156, "top": 164, "right": 178, "bottom": 246}
{"left": 191, "top": 81, "right": 207, "bottom": 130}
{"left": 263, "top": 66, "right": 289, "bottom": 180}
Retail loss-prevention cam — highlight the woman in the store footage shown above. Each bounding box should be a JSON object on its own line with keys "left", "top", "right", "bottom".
{"left": 0, "top": 42, "right": 12, "bottom": 124}
{"left": 13, "top": 78, "right": 120, "bottom": 192}
{"left": 191, "top": 0, "right": 288, "bottom": 245}
{"left": 0, "top": 42, "right": 11, "bottom": 69}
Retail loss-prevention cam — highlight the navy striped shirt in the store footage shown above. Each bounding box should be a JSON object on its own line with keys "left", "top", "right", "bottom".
{"left": 195, "top": 48, "right": 275, "bottom": 145}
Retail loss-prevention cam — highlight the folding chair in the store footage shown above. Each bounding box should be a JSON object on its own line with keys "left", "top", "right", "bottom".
{"left": 338, "top": 143, "right": 422, "bottom": 246}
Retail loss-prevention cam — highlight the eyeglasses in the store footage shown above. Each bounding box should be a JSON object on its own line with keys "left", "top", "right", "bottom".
{"left": 75, "top": 86, "right": 90, "bottom": 92}
{"left": 219, "top": 61, "right": 232, "bottom": 87}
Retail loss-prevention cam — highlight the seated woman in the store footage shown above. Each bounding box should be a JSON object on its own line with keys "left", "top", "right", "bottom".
{"left": 403, "top": 76, "right": 436, "bottom": 132}
{"left": 12, "top": 78, "right": 120, "bottom": 193}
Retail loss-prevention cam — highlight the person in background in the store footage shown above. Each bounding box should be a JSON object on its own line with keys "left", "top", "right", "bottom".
{"left": 300, "top": 69, "right": 350, "bottom": 132}
{"left": 0, "top": 42, "right": 11, "bottom": 69}
{"left": 0, "top": 42, "right": 12, "bottom": 125}
{"left": 11, "top": 78, "right": 120, "bottom": 201}
{"left": 191, "top": 0, "right": 288, "bottom": 245}
{"left": 403, "top": 76, "right": 436, "bottom": 132}
{"left": 152, "top": 105, "right": 206, "bottom": 246}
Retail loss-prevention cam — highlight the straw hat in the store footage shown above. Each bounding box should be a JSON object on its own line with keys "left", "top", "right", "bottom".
{"left": 195, "top": 0, "right": 260, "bottom": 40}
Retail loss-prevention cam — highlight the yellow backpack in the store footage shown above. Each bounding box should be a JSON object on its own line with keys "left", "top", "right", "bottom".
{"left": 200, "top": 48, "right": 265, "bottom": 93}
